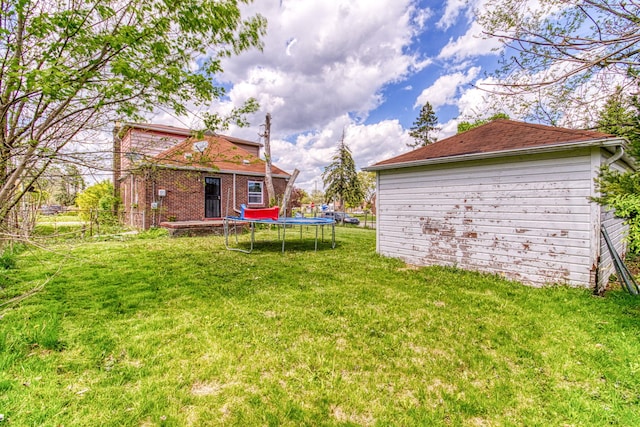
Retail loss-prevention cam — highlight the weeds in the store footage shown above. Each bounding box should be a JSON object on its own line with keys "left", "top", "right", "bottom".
{"left": 1, "top": 228, "right": 639, "bottom": 426}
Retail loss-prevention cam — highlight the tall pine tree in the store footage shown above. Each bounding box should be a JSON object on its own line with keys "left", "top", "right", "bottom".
{"left": 322, "top": 132, "right": 363, "bottom": 211}
{"left": 408, "top": 102, "right": 440, "bottom": 148}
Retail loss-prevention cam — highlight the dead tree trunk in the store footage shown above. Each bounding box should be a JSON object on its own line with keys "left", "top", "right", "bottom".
{"left": 280, "top": 168, "right": 300, "bottom": 216}
{"left": 261, "top": 113, "right": 276, "bottom": 206}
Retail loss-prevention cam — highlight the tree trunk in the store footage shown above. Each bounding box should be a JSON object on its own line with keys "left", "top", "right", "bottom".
{"left": 262, "top": 113, "right": 276, "bottom": 206}
{"left": 279, "top": 168, "right": 300, "bottom": 216}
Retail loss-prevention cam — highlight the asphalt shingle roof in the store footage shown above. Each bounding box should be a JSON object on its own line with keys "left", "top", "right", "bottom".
{"left": 373, "top": 119, "right": 616, "bottom": 167}
{"left": 152, "top": 134, "right": 289, "bottom": 176}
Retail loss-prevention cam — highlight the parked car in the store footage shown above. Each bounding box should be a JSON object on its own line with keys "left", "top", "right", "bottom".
{"left": 322, "top": 211, "right": 360, "bottom": 225}
{"left": 39, "top": 205, "right": 64, "bottom": 215}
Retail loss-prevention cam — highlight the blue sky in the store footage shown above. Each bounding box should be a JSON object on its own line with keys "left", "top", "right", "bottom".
{"left": 154, "top": 0, "right": 510, "bottom": 192}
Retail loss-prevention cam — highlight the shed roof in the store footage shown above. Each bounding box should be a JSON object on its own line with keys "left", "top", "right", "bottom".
{"left": 151, "top": 134, "right": 289, "bottom": 177}
{"left": 367, "top": 119, "right": 625, "bottom": 171}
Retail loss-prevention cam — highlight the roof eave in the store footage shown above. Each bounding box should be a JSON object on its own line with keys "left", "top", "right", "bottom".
{"left": 364, "top": 138, "right": 630, "bottom": 172}
{"left": 138, "top": 163, "right": 290, "bottom": 178}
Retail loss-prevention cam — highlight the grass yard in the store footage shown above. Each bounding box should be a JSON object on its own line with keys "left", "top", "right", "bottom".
{"left": 1, "top": 227, "right": 640, "bottom": 426}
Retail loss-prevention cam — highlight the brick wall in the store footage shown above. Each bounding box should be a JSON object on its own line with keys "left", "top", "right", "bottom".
{"left": 119, "top": 128, "right": 188, "bottom": 174}
{"left": 121, "top": 167, "right": 289, "bottom": 229}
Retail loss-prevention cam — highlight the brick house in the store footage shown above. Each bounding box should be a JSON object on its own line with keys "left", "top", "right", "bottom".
{"left": 113, "top": 123, "right": 290, "bottom": 229}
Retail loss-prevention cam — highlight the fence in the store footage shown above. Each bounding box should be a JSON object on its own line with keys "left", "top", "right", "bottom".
{"left": 6, "top": 208, "right": 146, "bottom": 243}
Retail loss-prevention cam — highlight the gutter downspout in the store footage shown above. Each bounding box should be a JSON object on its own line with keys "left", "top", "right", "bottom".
{"left": 233, "top": 173, "right": 237, "bottom": 214}
{"left": 130, "top": 175, "right": 135, "bottom": 227}
{"left": 605, "top": 145, "right": 624, "bottom": 166}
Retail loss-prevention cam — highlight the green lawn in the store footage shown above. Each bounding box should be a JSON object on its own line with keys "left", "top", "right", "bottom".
{"left": 1, "top": 227, "right": 639, "bottom": 426}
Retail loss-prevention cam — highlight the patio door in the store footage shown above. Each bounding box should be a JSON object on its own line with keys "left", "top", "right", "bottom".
{"left": 204, "top": 177, "right": 221, "bottom": 218}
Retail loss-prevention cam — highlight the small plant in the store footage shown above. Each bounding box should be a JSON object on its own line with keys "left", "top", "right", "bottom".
{"left": 0, "top": 251, "right": 16, "bottom": 270}
{"left": 136, "top": 227, "right": 169, "bottom": 239}
{"left": 0, "top": 244, "right": 25, "bottom": 270}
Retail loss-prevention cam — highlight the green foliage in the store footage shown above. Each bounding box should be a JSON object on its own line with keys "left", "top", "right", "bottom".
{"left": 54, "top": 165, "right": 85, "bottom": 206}
{"left": 597, "top": 89, "right": 640, "bottom": 157}
{"left": 0, "top": 252, "right": 17, "bottom": 270}
{"left": 0, "top": 0, "right": 266, "bottom": 234}
{"left": 75, "top": 181, "right": 118, "bottom": 222}
{"left": 357, "top": 171, "right": 376, "bottom": 209}
{"left": 322, "top": 133, "right": 363, "bottom": 207}
{"left": 408, "top": 102, "right": 439, "bottom": 148}
{"left": 2, "top": 231, "right": 640, "bottom": 425}
{"left": 595, "top": 167, "right": 640, "bottom": 254}
{"left": 594, "top": 91, "right": 640, "bottom": 254}
{"left": 457, "top": 113, "right": 510, "bottom": 133}
{"left": 602, "top": 194, "right": 640, "bottom": 254}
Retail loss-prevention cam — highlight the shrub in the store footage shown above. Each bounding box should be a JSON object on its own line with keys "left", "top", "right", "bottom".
{"left": 76, "top": 181, "right": 119, "bottom": 223}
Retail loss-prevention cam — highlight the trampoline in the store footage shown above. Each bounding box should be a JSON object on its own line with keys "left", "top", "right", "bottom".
{"left": 223, "top": 208, "right": 336, "bottom": 253}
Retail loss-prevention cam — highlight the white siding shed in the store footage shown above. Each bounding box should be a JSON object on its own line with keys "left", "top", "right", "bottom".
{"left": 365, "top": 120, "right": 634, "bottom": 291}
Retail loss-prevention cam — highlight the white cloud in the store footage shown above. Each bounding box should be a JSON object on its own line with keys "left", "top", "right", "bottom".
{"left": 437, "top": 0, "right": 468, "bottom": 30}
{"left": 220, "top": 0, "right": 423, "bottom": 136}
{"left": 139, "top": 1, "right": 510, "bottom": 193}
{"left": 414, "top": 67, "right": 481, "bottom": 109}
{"left": 269, "top": 117, "right": 412, "bottom": 191}
{"left": 412, "top": 6, "right": 434, "bottom": 30}
{"left": 438, "top": 21, "right": 502, "bottom": 61}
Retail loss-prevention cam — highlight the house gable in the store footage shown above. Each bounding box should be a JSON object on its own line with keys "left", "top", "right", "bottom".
{"left": 115, "top": 123, "right": 290, "bottom": 229}
{"left": 152, "top": 134, "right": 288, "bottom": 177}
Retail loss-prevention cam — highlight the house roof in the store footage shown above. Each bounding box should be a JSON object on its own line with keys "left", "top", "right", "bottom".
{"left": 366, "top": 119, "right": 627, "bottom": 171}
{"left": 120, "top": 122, "right": 263, "bottom": 148}
{"left": 151, "top": 134, "right": 289, "bottom": 177}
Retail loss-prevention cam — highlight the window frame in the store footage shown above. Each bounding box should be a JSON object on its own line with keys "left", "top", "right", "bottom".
{"left": 247, "top": 180, "right": 264, "bottom": 205}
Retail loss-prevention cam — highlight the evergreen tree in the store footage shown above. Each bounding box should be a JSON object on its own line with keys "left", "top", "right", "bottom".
{"left": 593, "top": 89, "right": 640, "bottom": 253}
{"left": 322, "top": 132, "right": 363, "bottom": 211}
{"left": 457, "top": 113, "right": 510, "bottom": 133}
{"left": 597, "top": 89, "right": 640, "bottom": 158}
{"left": 408, "top": 102, "right": 440, "bottom": 148}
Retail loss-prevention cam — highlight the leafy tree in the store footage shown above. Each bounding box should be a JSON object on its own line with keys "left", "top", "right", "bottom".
{"left": 597, "top": 90, "right": 640, "bottom": 158}
{"left": 0, "top": 0, "right": 265, "bottom": 240}
{"left": 408, "top": 102, "right": 440, "bottom": 148}
{"left": 40, "top": 164, "right": 86, "bottom": 206}
{"left": 457, "top": 113, "right": 510, "bottom": 133}
{"left": 594, "top": 167, "right": 640, "bottom": 255}
{"left": 287, "top": 187, "right": 307, "bottom": 209}
{"left": 480, "top": 1, "right": 639, "bottom": 88}
{"left": 309, "top": 189, "right": 325, "bottom": 206}
{"left": 322, "top": 132, "right": 363, "bottom": 210}
{"left": 56, "top": 165, "right": 86, "bottom": 206}
{"left": 478, "top": 0, "right": 639, "bottom": 124}
{"left": 593, "top": 91, "right": 640, "bottom": 253}
{"left": 357, "top": 171, "right": 376, "bottom": 210}
{"left": 76, "top": 181, "right": 118, "bottom": 223}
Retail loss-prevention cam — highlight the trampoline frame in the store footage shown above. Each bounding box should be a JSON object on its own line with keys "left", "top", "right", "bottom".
{"left": 223, "top": 216, "right": 336, "bottom": 253}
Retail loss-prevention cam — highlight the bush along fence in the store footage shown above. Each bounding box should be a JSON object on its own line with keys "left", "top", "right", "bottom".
{"left": 25, "top": 209, "right": 145, "bottom": 242}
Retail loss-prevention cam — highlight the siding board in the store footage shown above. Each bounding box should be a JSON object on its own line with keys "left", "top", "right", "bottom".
{"left": 377, "top": 151, "right": 596, "bottom": 286}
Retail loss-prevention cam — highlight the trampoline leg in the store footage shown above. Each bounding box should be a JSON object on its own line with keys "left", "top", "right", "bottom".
{"left": 315, "top": 225, "right": 318, "bottom": 251}
{"left": 332, "top": 223, "right": 335, "bottom": 248}
{"left": 281, "top": 223, "right": 286, "bottom": 253}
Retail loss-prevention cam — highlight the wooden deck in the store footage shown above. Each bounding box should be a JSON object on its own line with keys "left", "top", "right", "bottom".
{"left": 159, "top": 219, "right": 247, "bottom": 237}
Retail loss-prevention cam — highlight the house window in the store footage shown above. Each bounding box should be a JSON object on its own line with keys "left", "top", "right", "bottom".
{"left": 248, "top": 180, "right": 263, "bottom": 205}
